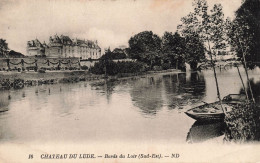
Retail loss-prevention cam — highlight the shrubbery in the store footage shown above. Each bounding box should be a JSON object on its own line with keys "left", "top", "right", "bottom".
{"left": 152, "top": 66, "right": 162, "bottom": 71}
{"left": 38, "top": 68, "right": 46, "bottom": 73}
{"left": 81, "top": 65, "right": 88, "bottom": 70}
{"left": 162, "top": 62, "right": 171, "bottom": 70}
{"left": 89, "top": 60, "right": 148, "bottom": 75}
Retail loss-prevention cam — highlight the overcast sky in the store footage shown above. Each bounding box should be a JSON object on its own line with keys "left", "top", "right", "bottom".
{"left": 0, "top": 0, "right": 241, "bottom": 54}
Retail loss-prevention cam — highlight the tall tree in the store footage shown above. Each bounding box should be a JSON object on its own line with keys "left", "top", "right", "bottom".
{"left": 228, "top": 0, "right": 260, "bottom": 69}
{"left": 178, "top": 0, "right": 227, "bottom": 111}
{"left": 227, "top": 0, "right": 260, "bottom": 103}
{"left": 128, "top": 31, "right": 162, "bottom": 68}
{"left": 184, "top": 33, "right": 205, "bottom": 70}
{"left": 0, "top": 39, "right": 9, "bottom": 58}
{"left": 162, "top": 32, "right": 186, "bottom": 69}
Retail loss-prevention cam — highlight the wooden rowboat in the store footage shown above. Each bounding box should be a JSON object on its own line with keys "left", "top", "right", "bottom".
{"left": 185, "top": 102, "right": 232, "bottom": 121}
{"left": 185, "top": 94, "right": 246, "bottom": 122}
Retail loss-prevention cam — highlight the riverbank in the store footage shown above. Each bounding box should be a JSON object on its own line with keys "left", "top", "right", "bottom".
{"left": 0, "top": 69, "right": 182, "bottom": 89}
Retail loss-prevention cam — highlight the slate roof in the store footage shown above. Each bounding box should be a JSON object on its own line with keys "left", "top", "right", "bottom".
{"left": 27, "top": 39, "right": 44, "bottom": 48}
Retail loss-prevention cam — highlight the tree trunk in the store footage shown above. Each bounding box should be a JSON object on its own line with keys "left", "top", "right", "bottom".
{"left": 236, "top": 65, "right": 249, "bottom": 103}
{"left": 242, "top": 56, "right": 255, "bottom": 103}
{"left": 206, "top": 39, "right": 225, "bottom": 113}
{"left": 238, "top": 36, "right": 255, "bottom": 103}
{"left": 210, "top": 57, "right": 225, "bottom": 113}
{"left": 190, "top": 62, "right": 198, "bottom": 71}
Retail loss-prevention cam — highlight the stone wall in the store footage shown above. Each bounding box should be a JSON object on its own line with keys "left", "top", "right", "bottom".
{"left": 0, "top": 58, "right": 135, "bottom": 71}
{"left": 0, "top": 57, "right": 81, "bottom": 71}
{"left": 80, "top": 60, "right": 98, "bottom": 68}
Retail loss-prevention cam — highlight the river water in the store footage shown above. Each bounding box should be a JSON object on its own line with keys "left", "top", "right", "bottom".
{"left": 0, "top": 67, "right": 260, "bottom": 144}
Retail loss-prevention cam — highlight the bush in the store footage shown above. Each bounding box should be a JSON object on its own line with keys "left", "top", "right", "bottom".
{"left": 89, "top": 60, "right": 148, "bottom": 75}
{"left": 38, "top": 68, "right": 46, "bottom": 73}
{"left": 225, "top": 103, "right": 259, "bottom": 142}
{"left": 81, "top": 65, "right": 88, "bottom": 70}
{"left": 162, "top": 63, "right": 171, "bottom": 70}
{"left": 153, "top": 66, "right": 162, "bottom": 71}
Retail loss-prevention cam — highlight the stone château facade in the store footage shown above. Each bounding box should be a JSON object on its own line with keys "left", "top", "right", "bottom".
{"left": 27, "top": 34, "right": 102, "bottom": 59}
{"left": 26, "top": 39, "right": 45, "bottom": 56}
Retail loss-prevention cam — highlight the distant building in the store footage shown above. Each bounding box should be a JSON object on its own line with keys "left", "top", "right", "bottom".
{"left": 27, "top": 34, "right": 102, "bottom": 59}
{"left": 205, "top": 52, "right": 237, "bottom": 61}
{"left": 26, "top": 39, "right": 45, "bottom": 57}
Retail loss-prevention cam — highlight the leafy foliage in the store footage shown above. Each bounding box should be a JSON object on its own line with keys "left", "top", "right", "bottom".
{"left": 100, "top": 47, "right": 127, "bottom": 60}
{"left": 227, "top": 0, "right": 260, "bottom": 69}
{"left": 179, "top": 0, "right": 227, "bottom": 54}
{"left": 225, "top": 103, "right": 259, "bottom": 142}
{"left": 178, "top": 0, "right": 228, "bottom": 108}
{"left": 184, "top": 33, "right": 205, "bottom": 70}
{"left": 89, "top": 60, "right": 148, "bottom": 75}
{"left": 8, "top": 50, "right": 25, "bottom": 58}
{"left": 0, "top": 39, "right": 9, "bottom": 58}
{"left": 128, "top": 31, "right": 162, "bottom": 68}
{"left": 161, "top": 32, "right": 186, "bottom": 69}
{"left": 161, "top": 31, "right": 205, "bottom": 70}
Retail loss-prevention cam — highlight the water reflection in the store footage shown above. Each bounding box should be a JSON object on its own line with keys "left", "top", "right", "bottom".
{"left": 167, "top": 72, "right": 206, "bottom": 109}
{"left": 90, "top": 79, "right": 118, "bottom": 103}
{"left": 0, "top": 90, "right": 10, "bottom": 112}
{"left": 130, "top": 76, "right": 164, "bottom": 115}
{"left": 240, "top": 80, "right": 260, "bottom": 103}
{"left": 130, "top": 72, "right": 206, "bottom": 115}
{"left": 186, "top": 121, "right": 225, "bottom": 143}
{"left": 0, "top": 68, "right": 259, "bottom": 143}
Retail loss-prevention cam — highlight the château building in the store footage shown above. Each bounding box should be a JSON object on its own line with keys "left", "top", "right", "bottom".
{"left": 27, "top": 34, "right": 102, "bottom": 59}
{"left": 27, "top": 39, "right": 45, "bottom": 56}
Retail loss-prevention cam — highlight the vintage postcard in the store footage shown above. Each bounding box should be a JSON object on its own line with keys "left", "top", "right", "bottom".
{"left": 0, "top": 0, "right": 260, "bottom": 162}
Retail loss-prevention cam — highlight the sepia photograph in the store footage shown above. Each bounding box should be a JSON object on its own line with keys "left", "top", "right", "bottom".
{"left": 0, "top": 0, "right": 260, "bottom": 162}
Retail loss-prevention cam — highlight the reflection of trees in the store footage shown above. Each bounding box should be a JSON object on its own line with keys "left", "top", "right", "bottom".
{"left": 130, "top": 72, "right": 206, "bottom": 115}
{"left": 130, "top": 77, "right": 164, "bottom": 115}
{"left": 240, "top": 79, "right": 260, "bottom": 103}
{"left": 163, "top": 72, "right": 206, "bottom": 109}
{"left": 180, "top": 72, "right": 206, "bottom": 96}
{"left": 90, "top": 79, "right": 118, "bottom": 103}
{"left": 0, "top": 90, "right": 10, "bottom": 112}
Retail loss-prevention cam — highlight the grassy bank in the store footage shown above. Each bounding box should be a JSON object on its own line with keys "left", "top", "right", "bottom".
{"left": 0, "top": 69, "right": 182, "bottom": 90}
{"left": 0, "top": 70, "right": 101, "bottom": 89}
{"left": 0, "top": 70, "right": 94, "bottom": 80}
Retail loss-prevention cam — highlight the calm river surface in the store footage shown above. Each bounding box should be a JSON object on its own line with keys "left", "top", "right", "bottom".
{"left": 1, "top": 67, "right": 260, "bottom": 144}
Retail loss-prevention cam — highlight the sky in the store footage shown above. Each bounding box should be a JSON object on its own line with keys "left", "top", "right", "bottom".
{"left": 0, "top": 0, "right": 242, "bottom": 54}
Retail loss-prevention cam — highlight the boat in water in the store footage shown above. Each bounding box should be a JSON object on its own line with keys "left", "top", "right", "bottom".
{"left": 185, "top": 94, "right": 247, "bottom": 121}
